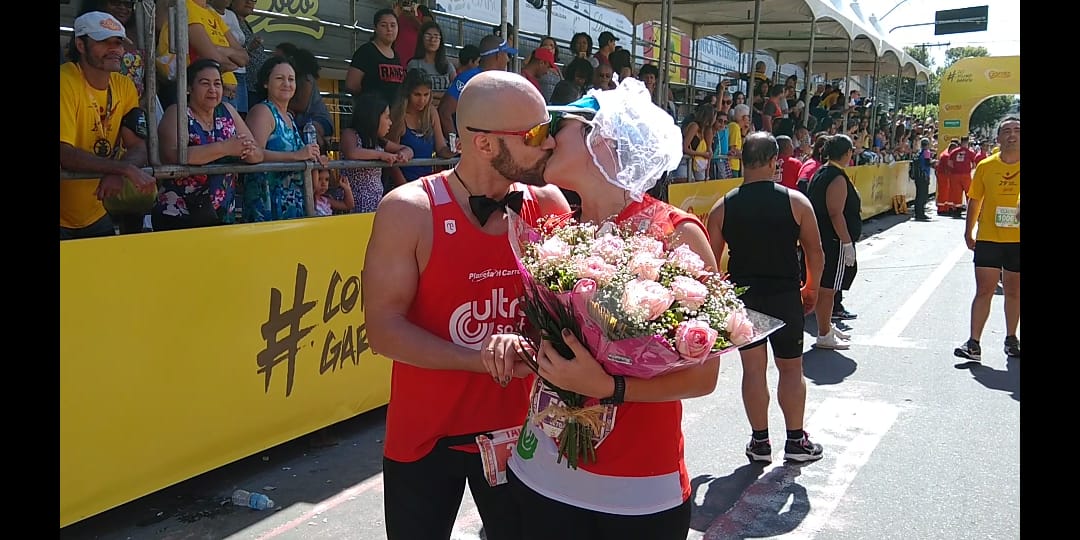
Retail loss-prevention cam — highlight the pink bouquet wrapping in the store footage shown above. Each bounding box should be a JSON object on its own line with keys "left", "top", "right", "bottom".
{"left": 509, "top": 208, "right": 785, "bottom": 380}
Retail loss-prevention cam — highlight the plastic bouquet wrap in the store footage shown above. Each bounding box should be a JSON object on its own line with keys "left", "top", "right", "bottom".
{"left": 507, "top": 204, "right": 785, "bottom": 468}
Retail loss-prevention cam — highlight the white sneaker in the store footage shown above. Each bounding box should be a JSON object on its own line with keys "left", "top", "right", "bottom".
{"left": 831, "top": 324, "right": 851, "bottom": 340}
{"left": 815, "top": 330, "right": 850, "bottom": 350}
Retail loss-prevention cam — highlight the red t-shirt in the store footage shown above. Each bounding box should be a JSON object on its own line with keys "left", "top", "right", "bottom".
{"left": 384, "top": 172, "right": 541, "bottom": 462}
{"left": 780, "top": 156, "right": 803, "bottom": 190}
{"left": 797, "top": 158, "right": 821, "bottom": 182}
{"left": 394, "top": 13, "right": 421, "bottom": 67}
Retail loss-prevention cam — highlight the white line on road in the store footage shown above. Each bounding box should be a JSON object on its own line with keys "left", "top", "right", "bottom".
{"left": 866, "top": 243, "right": 969, "bottom": 346}
{"left": 703, "top": 397, "right": 901, "bottom": 540}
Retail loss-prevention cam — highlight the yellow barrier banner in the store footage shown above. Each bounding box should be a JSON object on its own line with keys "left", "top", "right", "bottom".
{"left": 60, "top": 215, "right": 391, "bottom": 528}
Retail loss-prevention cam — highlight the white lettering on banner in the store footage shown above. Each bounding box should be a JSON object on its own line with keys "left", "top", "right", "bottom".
{"left": 448, "top": 288, "right": 523, "bottom": 348}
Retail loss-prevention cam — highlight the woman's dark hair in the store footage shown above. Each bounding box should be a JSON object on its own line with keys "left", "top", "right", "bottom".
{"left": 412, "top": 21, "right": 450, "bottom": 75}
{"left": 540, "top": 36, "right": 559, "bottom": 63}
{"left": 637, "top": 64, "right": 659, "bottom": 79}
{"left": 549, "top": 79, "right": 582, "bottom": 106}
{"left": 609, "top": 49, "right": 633, "bottom": 77}
{"left": 823, "top": 133, "right": 854, "bottom": 161}
{"left": 389, "top": 69, "right": 434, "bottom": 140}
{"left": 186, "top": 58, "right": 223, "bottom": 90}
{"left": 570, "top": 32, "right": 592, "bottom": 55}
{"left": 732, "top": 91, "right": 745, "bottom": 102}
{"left": 372, "top": 8, "right": 396, "bottom": 40}
{"left": 692, "top": 103, "right": 716, "bottom": 129}
{"left": 563, "top": 57, "right": 594, "bottom": 89}
{"left": 254, "top": 56, "right": 295, "bottom": 103}
{"left": 352, "top": 95, "right": 390, "bottom": 150}
{"left": 811, "top": 131, "right": 829, "bottom": 163}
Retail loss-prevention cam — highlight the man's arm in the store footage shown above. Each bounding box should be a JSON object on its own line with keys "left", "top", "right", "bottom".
{"left": 187, "top": 24, "right": 239, "bottom": 72}
{"left": 437, "top": 93, "right": 458, "bottom": 142}
{"left": 362, "top": 186, "right": 487, "bottom": 372}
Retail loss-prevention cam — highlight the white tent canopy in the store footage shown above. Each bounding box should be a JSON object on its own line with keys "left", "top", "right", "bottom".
{"left": 594, "top": 0, "right": 931, "bottom": 79}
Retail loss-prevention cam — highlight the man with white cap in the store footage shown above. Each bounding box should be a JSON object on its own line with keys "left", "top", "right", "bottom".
{"left": 60, "top": 11, "right": 156, "bottom": 240}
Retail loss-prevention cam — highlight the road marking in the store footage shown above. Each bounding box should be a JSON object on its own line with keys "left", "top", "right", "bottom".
{"left": 255, "top": 473, "right": 384, "bottom": 539}
{"left": 703, "top": 397, "right": 900, "bottom": 540}
{"left": 866, "top": 243, "right": 968, "bottom": 345}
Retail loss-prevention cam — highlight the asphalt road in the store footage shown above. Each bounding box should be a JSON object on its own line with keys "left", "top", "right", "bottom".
{"left": 60, "top": 205, "right": 1020, "bottom": 540}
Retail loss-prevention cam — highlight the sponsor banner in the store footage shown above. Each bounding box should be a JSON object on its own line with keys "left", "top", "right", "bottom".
{"left": 61, "top": 214, "right": 391, "bottom": 527}
{"left": 937, "top": 56, "right": 1020, "bottom": 147}
{"left": 437, "top": 0, "right": 633, "bottom": 45}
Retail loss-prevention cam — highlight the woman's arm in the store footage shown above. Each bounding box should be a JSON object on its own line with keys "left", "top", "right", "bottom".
{"left": 342, "top": 129, "right": 400, "bottom": 162}
{"left": 247, "top": 103, "right": 313, "bottom": 162}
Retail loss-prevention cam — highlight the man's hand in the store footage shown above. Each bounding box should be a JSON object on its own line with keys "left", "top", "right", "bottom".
{"left": 95, "top": 174, "right": 125, "bottom": 200}
{"left": 841, "top": 242, "right": 856, "bottom": 267}
{"left": 124, "top": 165, "right": 158, "bottom": 194}
{"left": 801, "top": 286, "right": 818, "bottom": 315}
{"left": 964, "top": 231, "right": 976, "bottom": 251}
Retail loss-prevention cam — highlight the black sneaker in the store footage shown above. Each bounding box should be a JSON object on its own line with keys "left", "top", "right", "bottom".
{"left": 954, "top": 339, "right": 982, "bottom": 362}
{"left": 784, "top": 433, "right": 824, "bottom": 463}
{"left": 745, "top": 438, "right": 772, "bottom": 463}
{"left": 831, "top": 309, "right": 858, "bottom": 321}
{"left": 1004, "top": 336, "right": 1021, "bottom": 357}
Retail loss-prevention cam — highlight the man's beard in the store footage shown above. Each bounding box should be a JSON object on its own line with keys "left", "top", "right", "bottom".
{"left": 491, "top": 139, "right": 550, "bottom": 186}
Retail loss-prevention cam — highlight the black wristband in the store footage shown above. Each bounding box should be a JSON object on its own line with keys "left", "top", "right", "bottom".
{"left": 600, "top": 375, "right": 625, "bottom": 405}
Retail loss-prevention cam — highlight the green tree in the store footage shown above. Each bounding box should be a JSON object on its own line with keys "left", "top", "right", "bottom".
{"left": 869, "top": 46, "right": 937, "bottom": 120}
{"left": 940, "top": 46, "right": 1013, "bottom": 131}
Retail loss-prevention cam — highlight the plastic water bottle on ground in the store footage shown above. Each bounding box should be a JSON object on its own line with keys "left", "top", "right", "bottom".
{"left": 232, "top": 489, "right": 275, "bottom": 511}
{"left": 303, "top": 121, "right": 318, "bottom": 146}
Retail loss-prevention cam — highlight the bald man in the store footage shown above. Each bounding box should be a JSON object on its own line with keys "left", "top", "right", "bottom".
{"left": 439, "top": 33, "right": 515, "bottom": 142}
{"left": 365, "top": 71, "right": 569, "bottom": 540}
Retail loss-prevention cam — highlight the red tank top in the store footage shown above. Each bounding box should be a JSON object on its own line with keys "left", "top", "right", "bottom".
{"left": 559, "top": 196, "right": 707, "bottom": 498}
{"left": 384, "top": 172, "right": 541, "bottom": 463}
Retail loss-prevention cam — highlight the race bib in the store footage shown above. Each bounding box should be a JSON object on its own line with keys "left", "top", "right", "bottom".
{"left": 530, "top": 378, "right": 617, "bottom": 447}
{"left": 994, "top": 206, "right": 1019, "bottom": 228}
{"left": 476, "top": 426, "right": 522, "bottom": 487}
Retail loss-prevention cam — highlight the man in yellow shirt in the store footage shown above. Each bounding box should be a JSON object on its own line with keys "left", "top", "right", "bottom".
{"left": 954, "top": 117, "right": 1020, "bottom": 362}
{"left": 60, "top": 11, "right": 157, "bottom": 240}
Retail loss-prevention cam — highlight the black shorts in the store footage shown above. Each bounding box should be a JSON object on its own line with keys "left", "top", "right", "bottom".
{"left": 819, "top": 238, "right": 857, "bottom": 291}
{"left": 507, "top": 468, "right": 691, "bottom": 540}
{"left": 973, "top": 241, "right": 1020, "bottom": 273}
{"left": 383, "top": 442, "right": 522, "bottom": 540}
{"left": 737, "top": 288, "right": 805, "bottom": 360}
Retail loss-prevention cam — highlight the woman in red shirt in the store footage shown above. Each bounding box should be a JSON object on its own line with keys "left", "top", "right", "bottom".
{"left": 504, "top": 79, "right": 719, "bottom": 540}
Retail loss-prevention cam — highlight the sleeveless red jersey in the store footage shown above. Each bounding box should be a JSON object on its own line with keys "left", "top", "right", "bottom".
{"left": 383, "top": 171, "right": 541, "bottom": 463}
{"left": 510, "top": 195, "right": 708, "bottom": 512}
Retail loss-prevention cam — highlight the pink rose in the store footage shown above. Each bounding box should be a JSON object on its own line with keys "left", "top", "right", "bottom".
{"left": 670, "top": 275, "right": 709, "bottom": 311}
{"left": 535, "top": 236, "right": 571, "bottom": 262}
{"left": 628, "top": 236, "right": 665, "bottom": 257}
{"left": 726, "top": 310, "right": 756, "bottom": 346}
{"left": 629, "top": 252, "right": 665, "bottom": 281}
{"left": 621, "top": 278, "right": 674, "bottom": 321}
{"left": 590, "top": 234, "right": 626, "bottom": 264}
{"left": 668, "top": 245, "right": 706, "bottom": 275}
{"left": 675, "top": 319, "right": 719, "bottom": 363}
{"left": 575, "top": 255, "right": 618, "bottom": 285}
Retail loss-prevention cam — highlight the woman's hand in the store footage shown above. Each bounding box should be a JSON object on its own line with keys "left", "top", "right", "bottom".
{"left": 296, "top": 142, "right": 320, "bottom": 161}
{"left": 536, "top": 330, "right": 614, "bottom": 399}
{"left": 397, "top": 146, "right": 415, "bottom": 162}
{"left": 480, "top": 334, "right": 535, "bottom": 386}
{"left": 378, "top": 151, "right": 400, "bottom": 163}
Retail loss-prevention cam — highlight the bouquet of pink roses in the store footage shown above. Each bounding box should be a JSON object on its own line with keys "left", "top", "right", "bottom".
{"left": 507, "top": 207, "right": 784, "bottom": 469}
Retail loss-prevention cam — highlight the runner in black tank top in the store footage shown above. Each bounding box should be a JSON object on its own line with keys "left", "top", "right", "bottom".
{"left": 707, "top": 132, "right": 827, "bottom": 465}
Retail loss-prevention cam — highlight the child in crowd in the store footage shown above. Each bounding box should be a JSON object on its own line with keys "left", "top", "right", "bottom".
{"left": 313, "top": 155, "right": 354, "bottom": 216}
{"left": 339, "top": 96, "right": 414, "bottom": 213}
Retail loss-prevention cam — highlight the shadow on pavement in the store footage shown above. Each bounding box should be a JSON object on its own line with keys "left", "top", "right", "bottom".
{"left": 60, "top": 407, "right": 391, "bottom": 540}
{"left": 958, "top": 356, "right": 1020, "bottom": 401}
{"left": 690, "top": 463, "right": 810, "bottom": 538}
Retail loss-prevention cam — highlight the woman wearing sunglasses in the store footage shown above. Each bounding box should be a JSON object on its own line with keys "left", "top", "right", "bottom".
{"left": 504, "top": 78, "right": 719, "bottom": 540}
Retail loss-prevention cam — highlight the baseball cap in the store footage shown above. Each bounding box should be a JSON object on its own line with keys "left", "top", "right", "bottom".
{"left": 598, "top": 31, "right": 618, "bottom": 46}
{"left": 479, "top": 38, "right": 517, "bottom": 58}
{"left": 73, "top": 11, "right": 131, "bottom": 43}
{"left": 532, "top": 47, "right": 555, "bottom": 67}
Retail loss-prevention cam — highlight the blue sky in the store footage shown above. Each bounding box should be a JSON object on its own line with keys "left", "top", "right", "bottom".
{"left": 858, "top": 0, "right": 1020, "bottom": 69}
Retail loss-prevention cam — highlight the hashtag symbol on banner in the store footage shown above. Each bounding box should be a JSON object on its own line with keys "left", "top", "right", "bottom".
{"left": 256, "top": 263, "right": 317, "bottom": 397}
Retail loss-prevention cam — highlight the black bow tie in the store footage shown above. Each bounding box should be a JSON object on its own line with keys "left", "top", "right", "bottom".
{"left": 469, "top": 190, "right": 524, "bottom": 226}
